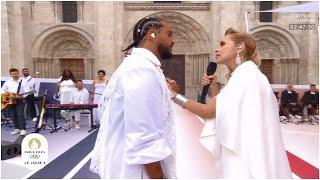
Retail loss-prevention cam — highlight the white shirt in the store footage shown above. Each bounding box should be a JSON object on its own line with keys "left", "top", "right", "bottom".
{"left": 22, "top": 75, "right": 36, "bottom": 93}
{"left": 90, "top": 48, "right": 176, "bottom": 178}
{"left": 1, "top": 77, "right": 26, "bottom": 95}
{"left": 70, "top": 88, "right": 89, "bottom": 104}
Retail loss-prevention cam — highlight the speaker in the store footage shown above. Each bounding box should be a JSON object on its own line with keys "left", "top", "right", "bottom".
{"left": 1, "top": 141, "right": 21, "bottom": 160}
{"left": 14, "top": 135, "right": 25, "bottom": 146}
{"left": 1, "top": 135, "right": 25, "bottom": 160}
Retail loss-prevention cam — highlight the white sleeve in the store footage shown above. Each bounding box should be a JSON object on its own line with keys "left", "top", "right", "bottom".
{"left": 120, "top": 67, "right": 172, "bottom": 165}
{"left": 1, "top": 81, "right": 8, "bottom": 94}
{"left": 70, "top": 91, "right": 76, "bottom": 103}
{"left": 29, "top": 78, "right": 36, "bottom": 90}
{"left": 81, "top": 89, "right": 89, "bottom": 104}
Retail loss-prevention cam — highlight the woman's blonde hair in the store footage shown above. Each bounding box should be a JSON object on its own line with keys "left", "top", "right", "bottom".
{"left": 225, "top": 28, "right": 261, "bottom": 66}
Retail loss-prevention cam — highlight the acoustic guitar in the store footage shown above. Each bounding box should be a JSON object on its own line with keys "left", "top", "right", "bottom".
{"left": 1, "top": 90, "right": 36, "bottom": 110}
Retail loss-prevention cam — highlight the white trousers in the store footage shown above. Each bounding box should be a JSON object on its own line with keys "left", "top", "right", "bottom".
{"left": 71, "top": 110, "right": 91, "bottom": 125}
{"left": 61, "top": 110, "right": 72, "bottom": 120}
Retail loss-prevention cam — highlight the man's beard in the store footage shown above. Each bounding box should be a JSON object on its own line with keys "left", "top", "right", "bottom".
{"left": 158, "top": 44, "right": 172, "bottom": 59}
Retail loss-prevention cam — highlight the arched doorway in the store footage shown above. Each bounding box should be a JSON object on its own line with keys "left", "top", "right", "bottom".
{"left": 32, "top": 25, "right": 95, "bottom": 79}
{"left": 123, "top": 12, "right": 210, "bottom": 98}
{"left": 252, "top": 25, "right": 301, "bottom": 84}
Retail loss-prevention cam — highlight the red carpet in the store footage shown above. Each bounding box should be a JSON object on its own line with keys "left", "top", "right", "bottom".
{"left": 287, "top": 151, "right": 319, "bottom": 179}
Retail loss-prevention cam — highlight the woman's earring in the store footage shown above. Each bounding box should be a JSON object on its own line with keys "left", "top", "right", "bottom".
{"left": 235, "top": 52, "right": 241, "bottom": 66}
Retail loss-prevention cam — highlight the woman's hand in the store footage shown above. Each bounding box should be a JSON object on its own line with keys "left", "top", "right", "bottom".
{"left": 201, "top": 74, "right": 217, "bottom": 86}
{"left": 201, "top": 74, "right": 219, "bottom": 97}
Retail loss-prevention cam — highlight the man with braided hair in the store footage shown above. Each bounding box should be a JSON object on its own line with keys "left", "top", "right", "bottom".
{"left": 90, "top": 17, "right": 176, "bottom": 178}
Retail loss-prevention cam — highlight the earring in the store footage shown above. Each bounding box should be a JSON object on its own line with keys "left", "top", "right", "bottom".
{"left": 235, "top": 52, "right": 241, "bottom": 66}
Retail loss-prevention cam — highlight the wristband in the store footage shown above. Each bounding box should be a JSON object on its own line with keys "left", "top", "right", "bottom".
{"left": 174, "top": 94, "right": 188, "bottom": 108}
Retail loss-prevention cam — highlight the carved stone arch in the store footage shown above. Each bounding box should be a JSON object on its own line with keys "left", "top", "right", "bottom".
{"left": 251, "top": 25, "right": 301, "bottom": 84}
{"left": 251, "top": 25, "right": 300, "bottom": 59}
{"left": 32, "top": 25, "right": 95, "bottom": 79}
{"left": 123, "top": 11, "right": 210, "bottom": 55}
{"left": 38, "top": 30, "right": 94, "bottom": 58}
{"left": 123, "top": 12, "right": 211, "bottom": 98}
{"left": 32, "top": 25, "right": 95, "bottom": 58}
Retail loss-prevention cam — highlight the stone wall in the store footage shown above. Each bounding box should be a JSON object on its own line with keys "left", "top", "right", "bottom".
{"left": 1, "top": 1, "right": 318, "bottom": 99}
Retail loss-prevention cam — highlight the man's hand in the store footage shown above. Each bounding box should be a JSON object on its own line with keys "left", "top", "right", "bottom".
{"left": 144, "top": 161, "right": 164, "bottom": 179}
{"left": 13, "top": 94, "right": 23, "bottom": 99}
{"left": 166, "top": 77, "right": 179, "bottom": 98}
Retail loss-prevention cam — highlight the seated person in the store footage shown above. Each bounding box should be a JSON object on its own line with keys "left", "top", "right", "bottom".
{"left": 301, "top": 84, "right": 319, "bottom": 118}
{"left": 280, "top": 84, "right": 302, "bottom": 119}
{"left": 70, "top": 80, "right": 89, "bottom": 129}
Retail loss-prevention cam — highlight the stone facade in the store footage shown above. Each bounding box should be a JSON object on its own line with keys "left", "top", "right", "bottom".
{"left": 1, "top": 1, "right": 318, "bottom": 99}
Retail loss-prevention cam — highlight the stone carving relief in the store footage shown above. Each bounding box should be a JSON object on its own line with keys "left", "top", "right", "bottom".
{"left": 52, "top": 41, "right": 91, "bottom": 58}
{"left": 34, "top": 29, "right": 95, "bottom": 78}
{"left": 123, "top": 12, "right": 210, "bottom": 55}
{"left": 253, "top": 28, "right": 301, "bottom": 84}
{"left": 253, "top": 30, "right": 294, "bottom": 59}
{"left": 39, "top": 30, "right": 94, "bottom": 58}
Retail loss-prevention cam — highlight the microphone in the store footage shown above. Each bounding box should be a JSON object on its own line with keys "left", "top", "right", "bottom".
{"left": 198, "top": 62, "right": 217, "bottom": 104}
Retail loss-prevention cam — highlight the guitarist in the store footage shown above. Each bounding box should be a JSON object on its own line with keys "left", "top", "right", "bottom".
{"left": 22, "top": 68, "right": 37, "bottom": 122}
{"left": 1, "top": 68, "right": 27, "bottom": 135}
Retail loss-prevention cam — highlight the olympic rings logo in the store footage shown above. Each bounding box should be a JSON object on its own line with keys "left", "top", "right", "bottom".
{"left": 29, "top": 154, "right": 40, "bottom": 159}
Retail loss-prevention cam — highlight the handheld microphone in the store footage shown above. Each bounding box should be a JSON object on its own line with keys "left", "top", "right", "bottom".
{"left": 198, "top": 62, "right": 217, "bottom": 104}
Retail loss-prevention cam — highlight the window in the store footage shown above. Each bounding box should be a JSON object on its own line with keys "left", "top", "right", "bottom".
{"left": 259, "top": 1, "right": 273, "bottom": 22}
{"left": 62, "top": 1, "right": 77, "bottom": 23}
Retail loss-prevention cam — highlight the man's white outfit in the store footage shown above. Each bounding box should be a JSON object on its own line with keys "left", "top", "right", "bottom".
{"left": 1, "top": 78, "right": 26, "bottom": 95}
{"left": 90, "top": 48, "right": 176, "bottom": 178}
{"left": 22, "top": 75, "right": 35, "bottom": 93}
{"left": 70, "top": 88, "right": 89, "bottom": 123}
{"left": 215, "top": 61, "right": 292, "bottom": 178}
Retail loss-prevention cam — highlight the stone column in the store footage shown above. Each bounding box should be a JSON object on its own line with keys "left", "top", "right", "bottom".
{"left": 216, "top": 1, "right": 242, "bottom": 85}
{"left": 21, "top": 1, "right": 33, "bottom": 73}
{"left": 210, "top": 2, "right": 228, "bottom": 85}
{"left": 113, "top": 2, "right": 125, "bottom": 70}
{"left": 5, "top": 2, "right": 25, "bottom": 71}
{"left": 273, "top": 58, "right": 281, "bottom": 84}
{"left": 84, "top": 58, "right": 94, "bottom": 80}
{"left": 53, "top": 59, "right": 60, "bottom": 78}
{"left": 307, "top": 17, "right": 319, "bottom": 84}
{"left": 185, "top": 54, "right": 210, "bottom": 100}
{"left": 96, "top": 1, "right": 116, "bottom": 78}
{"left": 1, "top": 1, "right": 11, "bottom": 76}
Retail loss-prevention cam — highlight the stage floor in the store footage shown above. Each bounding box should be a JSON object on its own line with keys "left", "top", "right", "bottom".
{"left": 1, "top": 105, "right": 319, "bottom": 179}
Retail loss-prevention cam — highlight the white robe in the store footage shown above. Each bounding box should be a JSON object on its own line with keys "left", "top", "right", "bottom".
{"left": 216, "top": 61, "right": 292, "bottom": 178}
{"left": 90, "top": 48, "right": 176, "bottom": 179}
{"left": 57, "top": 78, "right": 75, "bottom": 104}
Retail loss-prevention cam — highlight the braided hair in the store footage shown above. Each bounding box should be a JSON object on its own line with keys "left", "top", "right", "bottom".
{"left": 122, "top": 17, "right": 162, "bottom": 54}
